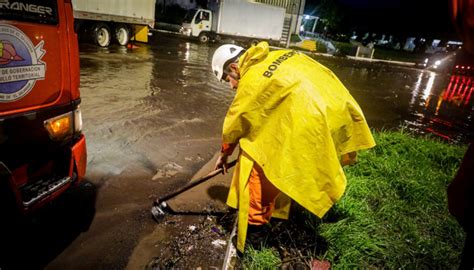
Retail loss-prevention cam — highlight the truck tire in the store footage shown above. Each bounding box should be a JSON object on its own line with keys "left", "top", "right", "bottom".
{"left": 114, "top": 24, "right": 130, "bottom": 46}
{"left": 92, "top": 23, "right": 111, "bottom": 47}
{"left": 198, "top": 32, "right": 210, "bottom": 44}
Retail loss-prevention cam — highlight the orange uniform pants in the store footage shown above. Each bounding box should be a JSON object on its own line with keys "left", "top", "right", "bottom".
{"left": 248, "top": 164, "right": 281, "bottom": 225}
{"left": 221, "top": 143, "right": 280, "bottom": 225}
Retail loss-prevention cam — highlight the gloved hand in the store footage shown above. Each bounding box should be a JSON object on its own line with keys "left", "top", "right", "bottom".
{"left": 214, "top": 152, "right": 229, "bottom": 174}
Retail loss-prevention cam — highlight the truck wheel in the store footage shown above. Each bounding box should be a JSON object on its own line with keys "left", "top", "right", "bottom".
{"left": 93, "top": 23, "right": 111, "bottom": 47}
{"left": 198, "top": 32, "right": 210, "bottom": 44}
{"left": 114, "top": 24, "right": 130, "bottom": 46}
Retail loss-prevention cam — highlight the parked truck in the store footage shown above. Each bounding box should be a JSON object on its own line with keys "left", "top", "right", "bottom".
{"left": 180, "top": 0, "right": 285, "bottom": 45}
{"left": 1, "top": 0, "right": 87, "bottom": 215}
{"left": 72, "top": 0, "right": 156, "bottom": 47}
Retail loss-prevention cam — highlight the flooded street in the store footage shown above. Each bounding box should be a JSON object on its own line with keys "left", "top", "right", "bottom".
{"left": 9, "top": 34, "right": 469, "bottom": 269}
{"left": 315, "top": 57, "right": 474, "bottom": 142}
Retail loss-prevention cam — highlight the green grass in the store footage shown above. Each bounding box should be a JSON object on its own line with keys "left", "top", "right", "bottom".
{"left": 316, "top": 41, "right": 328, "bottom": 53}
{"left": 242, "top": 246, "right": 281, "bottom": 269}
{"left": 244, "top": 130, "right": 467, "bottom": 269}
{"left": 290, "top": 34, "right": 302, "bottom": 43}
{"left": 333, "top": 41, "right": 355, "bottom": 56}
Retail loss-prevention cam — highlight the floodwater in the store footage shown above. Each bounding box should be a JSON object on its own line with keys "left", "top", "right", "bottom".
{"left": 3, "top": 33, "right": 472, "bottom": 270}
{"left": 314, "top": 57, "right": 473, "bottom": 143}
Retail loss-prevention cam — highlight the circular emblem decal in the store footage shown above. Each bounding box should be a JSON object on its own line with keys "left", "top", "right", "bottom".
{"left": 0, "top": 24, "right": 46, "bottom": 102}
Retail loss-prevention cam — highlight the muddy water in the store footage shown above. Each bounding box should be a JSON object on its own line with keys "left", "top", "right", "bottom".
{"left": 41, "top": 35, "right": 473, "bottom": 269}
{"left": 78, "top": 39, "right": 233, "bottom": 179}
{"left": 46, "top": 37, "right": 234, "bottom": 269}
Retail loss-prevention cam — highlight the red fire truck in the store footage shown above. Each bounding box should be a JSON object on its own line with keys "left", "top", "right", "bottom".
{"left": 0, "top": 0, "right": 87, "bottom": 214}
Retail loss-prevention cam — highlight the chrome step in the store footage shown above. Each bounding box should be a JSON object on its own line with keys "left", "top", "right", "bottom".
{"left": 21, "top": 175, "right": 72, "bottom": 207}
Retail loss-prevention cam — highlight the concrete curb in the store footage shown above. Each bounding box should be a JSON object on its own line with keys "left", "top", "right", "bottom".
{"left": 222, "top": 219, "right": 238, "bottom": 270}
{"left": 344, "top": 55, "right": 416, "bottom": 66}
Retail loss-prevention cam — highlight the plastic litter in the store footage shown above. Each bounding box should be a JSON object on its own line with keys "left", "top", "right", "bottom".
{"left": 311, "top": 259, "right": 331, "bottom": 270}
{"left": 211, "top": 239, "right": 227, "bottom": 248}
{"left": 211, "top": 226, "right": 223, "bottom": 235}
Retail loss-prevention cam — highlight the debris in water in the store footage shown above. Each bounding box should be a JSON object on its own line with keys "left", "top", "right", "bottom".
{"left": 189, "top": 225, "right": 196, "bottom": 231}
{"left": 211, "top": 239, "right": 227, "bottom": 249}
{"left": 184, "top": 155, "right": 205, "bottom": 162}
{"left": 152, "top": 162, "right": 183, "bottom": 180}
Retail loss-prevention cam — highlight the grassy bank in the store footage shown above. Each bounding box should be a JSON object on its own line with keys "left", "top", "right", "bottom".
{"left": 332, "top": 41, "right": 427, "bottom": 63}
{"left": 372, "top": 48, "right": 426, "bottom": 63}
{"left": 243, "top": 130, "right": 467, "bottom": 269}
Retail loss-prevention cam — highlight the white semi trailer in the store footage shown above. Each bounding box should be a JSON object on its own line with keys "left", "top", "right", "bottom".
{"left": 181, "top": 0, "right": 285, "bottom": 44}
{"left": 72, "top": 0, "right": 156, "bottom": 47}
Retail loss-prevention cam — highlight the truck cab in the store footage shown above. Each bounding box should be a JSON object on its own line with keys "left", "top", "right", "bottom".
{"left": 180, "top": 0, "right": 285, "bottom": 45}
{"left": 181, "top": 9, "right": 213, "bottom": 43}
{"left": 0, "top": 0, "right": 87, "bottom": 215}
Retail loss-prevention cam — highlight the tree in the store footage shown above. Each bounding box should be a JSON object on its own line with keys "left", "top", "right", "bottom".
{"left": 310, "top": 0, "right": 346, "bottom": 32}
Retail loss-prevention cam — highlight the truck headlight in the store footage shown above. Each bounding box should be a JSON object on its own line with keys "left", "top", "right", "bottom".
{"left": 182, "top": 28, "right": 191, "bottom": 36}
{"left": 44, "top": 112, "right": 73, "bottom": 141}
{"left": 44, "top": 108, "right": 82, "bottom": 141}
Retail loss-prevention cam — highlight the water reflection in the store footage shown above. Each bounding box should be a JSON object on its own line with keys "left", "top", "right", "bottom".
{"left": 316, "top": 57, "right": 473, "bottom": 143}
{"left": 421, "top": 72, "right": 436, "bottom": 102}
{"left": 410, "top": 72, "right": 424, "bottom": 106}
{"left": 406, "top": 72, "right": 473, "bottom": 142}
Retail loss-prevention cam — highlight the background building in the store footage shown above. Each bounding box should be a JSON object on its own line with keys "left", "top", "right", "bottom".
{"left": 253, "top": 0, "right": 305, "bottom": 43}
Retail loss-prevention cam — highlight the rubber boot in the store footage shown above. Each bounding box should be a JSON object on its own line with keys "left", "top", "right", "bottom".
{"left": 246, "top": 224, "right": 269, "bottom": 250}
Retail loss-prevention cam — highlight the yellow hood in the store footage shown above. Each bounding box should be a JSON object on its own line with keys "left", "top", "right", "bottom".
{"left": 238, "top": 41, "right": 269, "bottom": 76}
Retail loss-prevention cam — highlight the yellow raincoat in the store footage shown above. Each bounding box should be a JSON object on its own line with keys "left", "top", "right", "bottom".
{"left": 224, "top": 42, "right": 376, "bottom": 252}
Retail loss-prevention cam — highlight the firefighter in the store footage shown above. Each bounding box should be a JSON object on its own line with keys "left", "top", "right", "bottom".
{"left": 211, "top": 42, "right": 376, "bottom": 252}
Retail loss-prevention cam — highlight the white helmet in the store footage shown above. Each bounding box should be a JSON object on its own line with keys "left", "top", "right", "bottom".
{"left": 211, "top": 44, "right": 244, "bottom": 82}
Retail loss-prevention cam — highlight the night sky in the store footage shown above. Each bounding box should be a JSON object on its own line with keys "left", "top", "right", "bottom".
{"left": 304, "top": 0, "right": 458, "bottom": 40}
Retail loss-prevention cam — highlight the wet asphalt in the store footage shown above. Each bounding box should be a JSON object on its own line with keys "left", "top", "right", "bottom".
{"left": 1, "top": 33, "right": 472, "bottom": 270}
